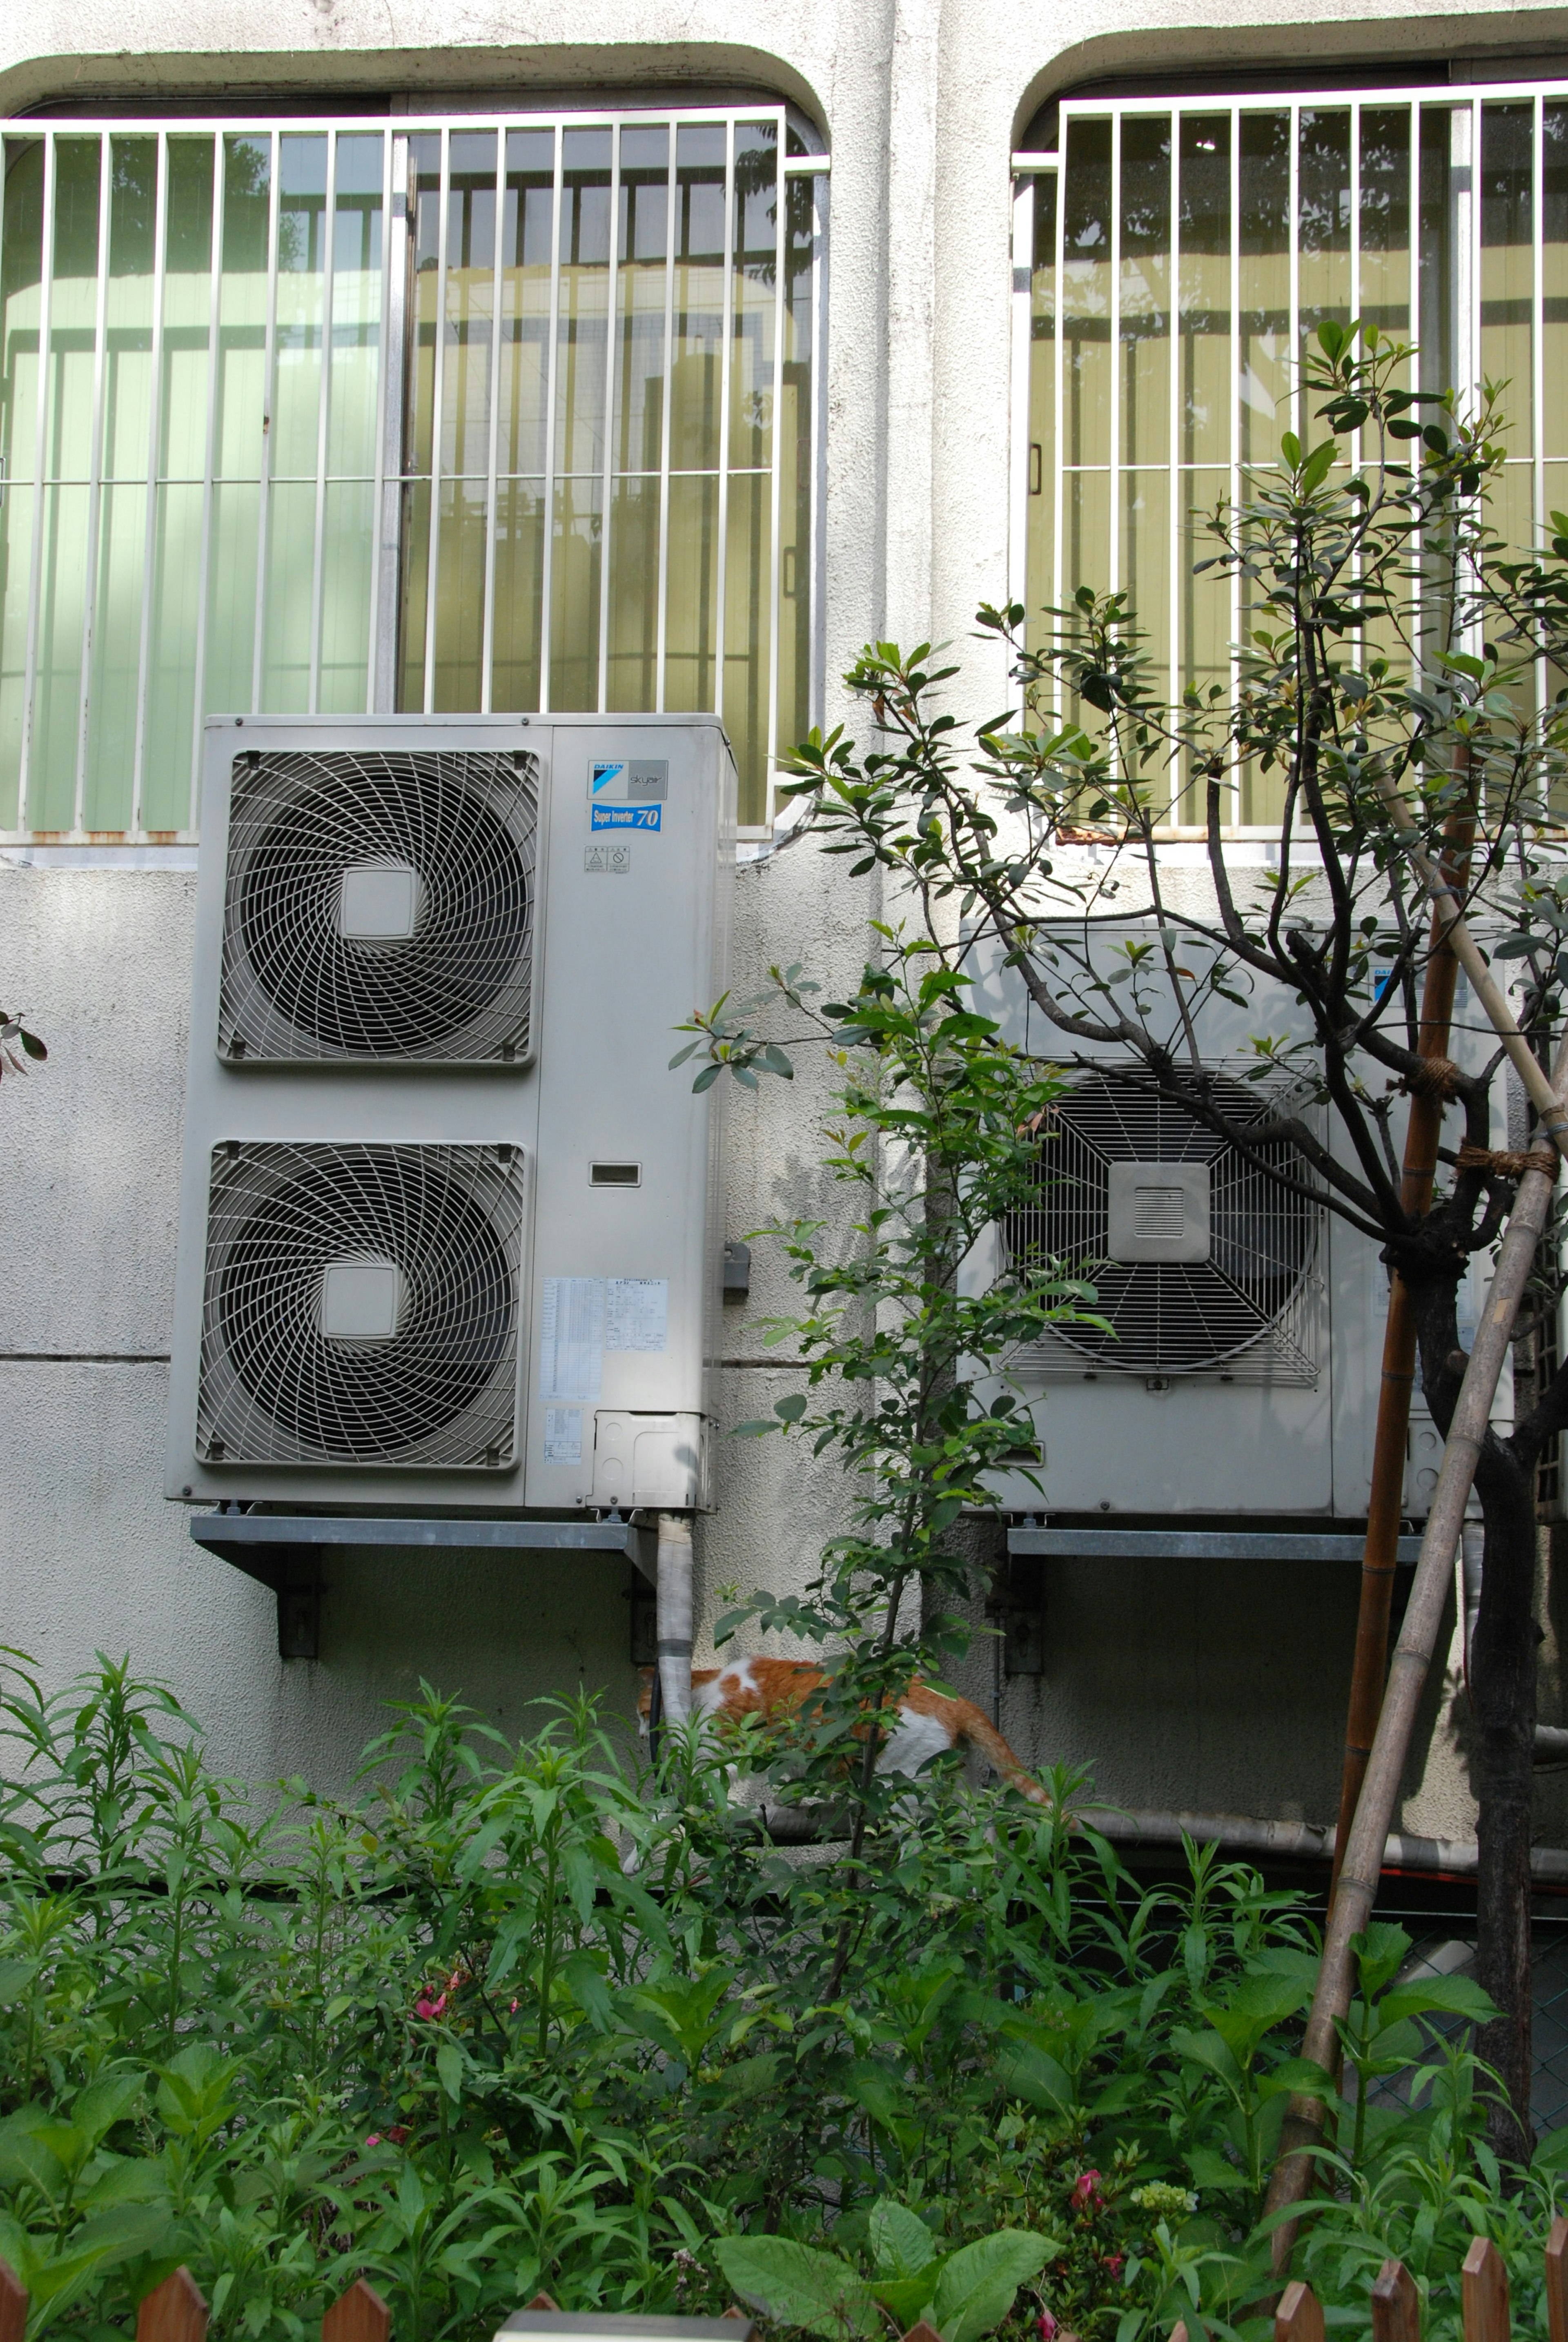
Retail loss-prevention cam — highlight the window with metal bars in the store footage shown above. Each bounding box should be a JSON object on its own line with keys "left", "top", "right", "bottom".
{"left": 1011, "top": 82, "right": 1568, "bottom": 828}
{"left": 0, "top": 107, "right": 824, "bottom": 838}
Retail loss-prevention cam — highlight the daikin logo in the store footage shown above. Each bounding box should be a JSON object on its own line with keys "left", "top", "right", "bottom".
{"left": 591, "top": 762, "right": 625, "bottom": 794}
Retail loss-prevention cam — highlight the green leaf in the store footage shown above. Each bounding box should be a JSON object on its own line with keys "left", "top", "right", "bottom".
{"left": 871, "top": 2276, "right": 942, "bottom": 2324}
{"left": 0, "top": 1959, "right": 38, "bottom": 2004}
{"left": 1186, "top": 2146, "right": 1247, "bottom": 2194}
{"left": 1299, "top": 440, "right": 1338, "bottom": 495}
{"left": 930, "top": 2230, "right": 1050, "bottom": 2342}
{"left": 435, "top": 2041, "right": 464, "bottom": 2103}
{"left": 870, "top": 2199, "right": 937, "bottom": 2280}
{"left": 994, "top": 2039, "right": 1074, "bottom": 2112}
{"left": 715, "top": 2236, "right": 880, "bottom": 2341}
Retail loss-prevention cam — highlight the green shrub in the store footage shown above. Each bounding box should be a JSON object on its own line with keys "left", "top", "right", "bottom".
{"left": 0, "top": 1650, "right": 1559, "bottom": 2342}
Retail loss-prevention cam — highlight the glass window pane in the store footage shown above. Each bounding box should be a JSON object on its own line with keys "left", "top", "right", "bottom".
{"left": 273, "top": 134, "right": 326, "bottom": 481}
{"left": 318, "top": 477, "right": 374, "bottom": 712}
{"left": 0, "top": 140, "right": 45, "bottom": 826}
{"left": 326, "top": 133, "right": 383, "bottom": 479}
{"left": 731, "top": 121, "right": 777, "bottom": 471}
{"left": 491, "top": 477, "right": 545, "bottom": 712}
{"left": 442, "top": 130, "right": 497, "bottom": 481}
{"left": 1482, "top": 102, "right": 1535, "bottom": 460}
{"left": 777, "top": 171, "right": 815, "bottom": 765}
{"left": 1545, "top": 105, "right": 1568, "bottom": 461}
{"left": 142, "top": 480, "right": 204, "bottom": 830}
{"left": 673, "top": 124, "right": 725, "bottom": 472}
{"left": 1063, "top": 117, "right": 1111, "bottom": 471}
{"left": 606, "top": 474, "right": 659, "bottom": 710}
{"left": 556, "top": 129, "right": 610, "bottom": 477}
{"left": 84, "top": 478, "right": 145, "bottom": 826}
{"left": 500, "top": 129, "right": 554, "bottom": 478}
{"left": 550, "top": 475, "right": 601, "bottom": 708}
{"left": 1238, "top": 111, "right": 1290, "bottom": 469}
{"left": 615, "top": 123, "right": 668, "bottom": 474}
{"left": 433, "top": 474, "right": 487, "bottom": 710}
{"left": 723, "top": 470, "right": 771, "bottom": 824}
{"left": 103, "top": 137, "right": 156, "bottom": 483}
{"left": 664, "top": 471, "right": 718, "bottom": 712}
{"left": 1026, "top": 174, "right": 1056, "bottom": 659}
{"left": 48, "top": 138, "right": 102, "bottom": 484}
{"left": 1120, "top": 116, "right": 1170, "bottom": 473}
{"left": 1178, "top": 116, "right": 1230, "bottom": 470}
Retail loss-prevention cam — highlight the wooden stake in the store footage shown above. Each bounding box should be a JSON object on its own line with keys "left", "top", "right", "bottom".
{"left": 136, "top": 2268, "right": 209, "bottom": 2342}
{"left": 1373, "top": 2257, "right": 1421, "bottom": 2342}
{"left": 526, "top": 2297, "right": 561, "bottom": 2314}
{"left": 1546, "top": 2216, "right": 1568, "bottom": 2342}
{"left": 1276, "top": 2281, "right": 1325, "bottom": 2342}
{"left": 0, "top": 2256, "right": 25, "bottom": 2342}
{"left": 322, "top": 2277, "right": 390, "bottom": 2342}
{"left": 1463, "top": 2237, "right": 1510, "bottom": 2342}
{"left": 1169, "top": 2326, "right": 1189, "bottom": 2342}
{"left": 900, "top": 2324, "right": 946, "bottom": 2342}
{"left": 1332, "top": 803, "right": 1474, "bottom": 1900}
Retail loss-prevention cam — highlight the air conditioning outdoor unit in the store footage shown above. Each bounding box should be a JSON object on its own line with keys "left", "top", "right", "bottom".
{"left": 166, "top": 714, "right": 734, "bottom": 1516}
{"left": 965, "top": 921, "right": 1509, "bottom": 1522}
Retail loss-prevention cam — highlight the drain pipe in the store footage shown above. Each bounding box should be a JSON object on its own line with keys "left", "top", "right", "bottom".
{"left": 656, "top": 1512, "right": 694, "bottom": 1732}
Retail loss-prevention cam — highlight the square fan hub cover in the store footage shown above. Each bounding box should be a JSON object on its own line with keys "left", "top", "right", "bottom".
{"left": 338, "top": 862, "right": 423, "bottom": 941}
{"left": 1107, "top": 1161, "right": 1211, "bottom": 1263}
{"left": 320, "top": 1258, "right": 405, "bottom": 1342}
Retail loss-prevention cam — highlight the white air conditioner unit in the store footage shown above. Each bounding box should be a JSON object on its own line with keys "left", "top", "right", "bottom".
{"left": 966, "top": 920, "right": 1509, "bottom": 1521}
{"left": 166, "top": 714, "right": 734, "bottom": 1514}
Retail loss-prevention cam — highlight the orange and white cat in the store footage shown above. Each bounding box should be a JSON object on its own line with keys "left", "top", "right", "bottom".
{"left": 637, "top": 1654, "right": 1050, "bottom": 1805}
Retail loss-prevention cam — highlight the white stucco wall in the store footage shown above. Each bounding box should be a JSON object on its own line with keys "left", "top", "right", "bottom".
{"left": 4, "top": 0, "right": 1566, "bottom": 1845}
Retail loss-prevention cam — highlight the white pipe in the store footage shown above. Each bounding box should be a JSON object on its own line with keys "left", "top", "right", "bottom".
{"left": 1080, "top": 1802, "right": 1568, "bottom": 1883}
{"left": 656, "top": 1512, "right": 694, "bottom": 1727}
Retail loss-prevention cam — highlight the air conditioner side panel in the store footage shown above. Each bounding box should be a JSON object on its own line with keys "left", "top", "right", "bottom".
{"left": 522, "top": 723, "right": 731, "bottom": 1509}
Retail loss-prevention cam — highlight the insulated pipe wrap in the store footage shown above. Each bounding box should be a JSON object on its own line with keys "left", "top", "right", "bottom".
{"left": 655, "top": 1512, "right": 694, "bottom": 1727}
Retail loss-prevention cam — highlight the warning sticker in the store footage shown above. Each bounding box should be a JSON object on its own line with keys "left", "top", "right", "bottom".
{"left": 543, "top": 1406, "right": 583, "bottom": 1466}
{"left": 606, "top": 1277, "right": 668, "bottom": 1354}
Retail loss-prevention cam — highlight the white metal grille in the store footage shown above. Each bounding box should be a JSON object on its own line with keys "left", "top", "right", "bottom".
{"left": 1012, "top": 80, "right": 1568, "bottom": 826}
{"left": 1007, "top": 1072, "right": 1321, "bottom": 1379}
{"left": 218, "top": 746, "right": 538, "bottom": 1063}
{"left": 0, "top": 109, "right": 824, "bottom": 838}
{"left": 198, "top": 1140, "right": 525, "bottom": 1467}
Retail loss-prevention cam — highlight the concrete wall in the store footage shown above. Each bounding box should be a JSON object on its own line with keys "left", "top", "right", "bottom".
{"left": 4, "top": 0, "right": 1566, "bottom": 1843}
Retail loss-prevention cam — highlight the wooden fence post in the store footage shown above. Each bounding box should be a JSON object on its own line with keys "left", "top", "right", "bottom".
{"left": 1547, "top": 2217, "right": 1568, "bottom": 2342}
{"left": 1373, "top": 2259, "right": 1421, "bottom": 2342}
{"left": 136, "top": 2269, "right": 209, "bottom": 2342}
{"left": 322, "top": 2277, "right": 390, "bottom": 2342}
{"left": 1463, "top": 2238, "right": 1510, "bottom": 2342}
{"left": 1276, "top": 2282, "right": 1325, "bottom": 2342}
{"left": 0, "top": 2256, "right": 25, "bottom": 2342}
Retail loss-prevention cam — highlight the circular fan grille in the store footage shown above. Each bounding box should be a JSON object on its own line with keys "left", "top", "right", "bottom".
{"left": 1006, "top": 1074, "right": 1319, "bottom": 1376}
{"left": 198, "top": 1143, "right": 524, "bottom": 1466}
{"left": 219, "top": 750, "right": 537, "bottom": 1062}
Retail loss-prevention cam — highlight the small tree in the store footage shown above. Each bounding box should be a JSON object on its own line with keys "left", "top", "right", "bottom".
{"left": 718, "top": 323, "right": 1568, "bottom": 2157}
{"left": 676, "top": 930, "right": 1097, "bottom": 1969}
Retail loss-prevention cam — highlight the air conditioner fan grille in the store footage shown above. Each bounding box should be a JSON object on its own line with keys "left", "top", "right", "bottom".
{"left": 1006, "top": 1074, "right": 1319, "bottom": 1378}
{"left": 198, "top": 1142, "right": 523, "bottom": 1467}
{"left": 219, "top": 750, "right": 537, "bottom": 1062}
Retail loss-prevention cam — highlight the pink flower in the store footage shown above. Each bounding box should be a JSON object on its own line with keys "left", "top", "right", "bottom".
{"left": 1103, "top": 2257, "right": 1124, "bottom": 2282}
{"left": 510, "top": 1999, "right": 519, "bottom": 2015}
{"left": 1070, "top": 2170, "right": 1103, "bottom": 2211}
{"left": 1037, "top": 2314, "right": 1058, "bottom": 2342}
{"left": 365, "top": 2134, "right": 381, "bottom": 2148}
{"left": 414, "top": 1991, "right": 448, "bottom": 2021}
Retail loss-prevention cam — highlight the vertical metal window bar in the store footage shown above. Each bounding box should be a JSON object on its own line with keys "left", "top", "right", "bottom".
{"left": 420, "top": 125, "right": 450, "bottom": 716}
{"left": 306, "top": 128, "right": 340, "bottom": 717}
{"left": 537, "top": 121, "right": 563, "bottom": 716}
{"left": 72, "top": 131, "right": 113, "bottom": 831}
{"left": 765, "top": 123, "right": 786, "bottom": 819}
{"left": 16, "top": 132, "right": 59, "bottom": 833}
{"left": 479, "top": 123, "right": 505, "bottom": 715}
{"left": 654, "top": 123, "right": 677, "bottom": 712}
{"left": 713, "top": 119, "right": 737, "bottom": 758}
{"left": 1227, "top": 105, "right": 1241, "bottom": 808}
{"left": 1534, "top": 92, "right": 1548, "bottom": 726}
{"left": 187, "top": 135, "right": 227, "bottom": 828}
{"left": 596, "top": 126, "right": 622, "bottom": 716}
{"left": 249, "top": 130, "right": 281, "bottom": 717}
{"left": 130, "top": 131, "right": 171, "bottom": 834}
{"left": 1008, "top": 171, "right": 1037, "bottom": 642}
{"left": 368, "top": 129, "right": 400, "bottom": 715}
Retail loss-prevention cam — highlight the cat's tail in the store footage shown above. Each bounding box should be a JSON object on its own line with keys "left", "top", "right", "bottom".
{"left": 949, "top": 1699, "right": 1054, "bottom": 1807}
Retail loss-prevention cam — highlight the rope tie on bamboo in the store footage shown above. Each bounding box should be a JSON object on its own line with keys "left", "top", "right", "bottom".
{"left": 1455, "top": 1141, "right": 1561, "bottom": 1180}
{"left": 1402, "top": 1056, "right": 1466, "bottom": 1102}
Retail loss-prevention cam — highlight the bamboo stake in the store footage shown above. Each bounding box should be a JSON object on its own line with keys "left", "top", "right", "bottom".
{"left": 1276, "top": 2281, "right": 1325, "bottom": 2342}
{"left": 136, "top": 2269, "right": 209, "bottom": 2342}
{"left": 1333, "top": 806, "right": 1474, "bottom": 1892}
{"left": 1373, "top": 2260, "right": 1421, "bottom": 2342}
{"left": 1265, "top": 1024, "right": 1568, "bottom": 2265}
{"left": 1464, "top": 2238, "right": 1511, "bottom": 2342}
{"left": 322, "top": 2278, "right": 390, "bottom": 2342}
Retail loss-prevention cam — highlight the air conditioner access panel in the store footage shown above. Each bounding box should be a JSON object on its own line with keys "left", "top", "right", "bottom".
{"left": 166, "top": 713, "right": 735, "bottom": 1514}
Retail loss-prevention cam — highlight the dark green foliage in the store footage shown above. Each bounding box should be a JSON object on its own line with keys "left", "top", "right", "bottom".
{"left": 0, "top": 1652, "right": 1564, "bottom": 2341}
